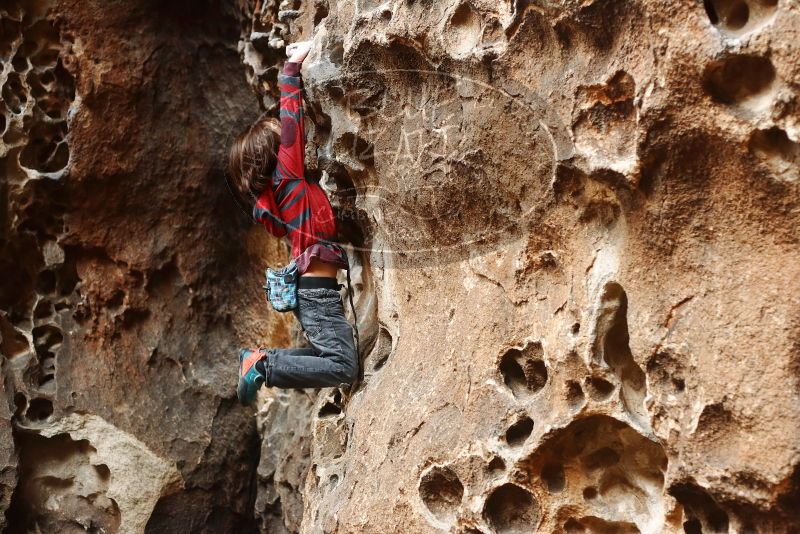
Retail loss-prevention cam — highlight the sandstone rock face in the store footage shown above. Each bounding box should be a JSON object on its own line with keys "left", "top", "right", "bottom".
{"left": 1, "top": 0, "right": 290, "bottom": 531}
{"left": 242, "top": 0, "right": 800, "bottom": 533}
{"left": 2, "top": 0, "right": 799, "bottom": 533}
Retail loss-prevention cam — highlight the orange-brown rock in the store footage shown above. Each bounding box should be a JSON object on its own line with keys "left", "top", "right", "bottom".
{"left": 244, "top": 0, "right": 800, "bottom": 532}
{"left": 2, "top": 0, "right": 799, "bottom": 533}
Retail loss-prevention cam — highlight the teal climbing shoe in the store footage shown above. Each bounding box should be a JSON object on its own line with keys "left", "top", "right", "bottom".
{"left": 237, "top": 348, "right": 267, "bottom": 405}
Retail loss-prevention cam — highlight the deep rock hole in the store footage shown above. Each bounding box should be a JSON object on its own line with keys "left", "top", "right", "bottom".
{"left": 483, "top": 483, "right": 540, "bottom": 533}
{"left": 319, "top": 390, "right": 343, "bottom": 417}
{"left": 702, "top": 54, "right": 775, "bottom": 106}
{"left": 36, "top": 269, "right": 56, "bottom": 294}
{"left": 505, "top": 416, "right": 534, "bottom": 447}
{"left": 2, "top": 72, "right": 26, "bottom": 113}
{"left": 670, "top": 483, "right": 730, "bottom": 534}
{"left": 12, "top": 54, "right": 28, "bottom": 72}
{"left": 366, "top": 326, "right": 393, "bottom": 373}
{"left": 586, "top": 376, "right": 615, "bottom": 401}
{"left": 749, "top": 127, "right": 799, "bottom": 181}
{"left": 419, "top": 466, "right": 464, "bottom": 523}
{"left": 33, "top": 299, "right": 53, "bottom": 319}
{"left": 703, "top": 0, "right": 778, "bottom": 35}
{"left": 487, "top": 456, "right": 506, "bottom": 473}
{"left": 25, "top": 397, "right": 53, "bottom": 421}
{"left": 499, "top": 342, "right": 548, "bottom": 398}
{"left": 704, "top": 0, "right": 749, "bottom": 30}
{"left": 565, "top": 380, "right": 585, "bottom": 409}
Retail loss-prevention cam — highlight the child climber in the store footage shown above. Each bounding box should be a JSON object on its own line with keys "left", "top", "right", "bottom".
{"left": 228, "top": 40, "right": 358, "bottom": 404}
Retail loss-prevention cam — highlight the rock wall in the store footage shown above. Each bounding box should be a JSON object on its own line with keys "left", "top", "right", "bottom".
{"left": 243, "top": 0, "right": 800, "bottom": 533}
{"left": 1, "top": 0, "right": 798, "bottom": 533}
{"left": 1, "top": 0, "right": 291, "bottom": 532}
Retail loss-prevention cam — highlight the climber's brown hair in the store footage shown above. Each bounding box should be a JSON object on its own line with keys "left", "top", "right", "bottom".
{"left": 227, "top": 114, "right": 281, "bottom": 208}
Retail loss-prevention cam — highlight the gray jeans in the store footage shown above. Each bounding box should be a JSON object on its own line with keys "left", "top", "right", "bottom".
{"left": 265, "top": 288, "right": 358, "bottom": 389}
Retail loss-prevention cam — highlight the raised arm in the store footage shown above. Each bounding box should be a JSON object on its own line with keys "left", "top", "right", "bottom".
{"left": 275, "top": 41, "right": 312, "bottom": 181}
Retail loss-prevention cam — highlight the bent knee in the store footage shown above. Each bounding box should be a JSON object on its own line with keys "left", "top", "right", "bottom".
{"left": 335, "top": 362, "right": 359, "bottom": 385}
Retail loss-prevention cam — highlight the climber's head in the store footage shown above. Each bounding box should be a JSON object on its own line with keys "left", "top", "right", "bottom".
{"left": 228, "top": 114, "right": 281, "bottom": 208}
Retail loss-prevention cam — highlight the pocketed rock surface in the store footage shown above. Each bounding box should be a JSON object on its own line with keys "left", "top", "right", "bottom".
{"left": 2, "top": 0, "right": 799, "bottom": 533}
{"left": 244, "top": 0, "right": 800, "bottom": 532}
{"left": 1, "top": 0, "right": 290, "bottom": 532}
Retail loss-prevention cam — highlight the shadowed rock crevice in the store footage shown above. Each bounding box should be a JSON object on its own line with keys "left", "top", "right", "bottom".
{"left": 363, "top": 325, "right": 393, "bottom": 374}
{"left": 669, "top": 483, "right": 730, "bottom": 534}
{"left": 591, "top": 283, "right": 647, "bottom": 422}
{"left": 499, "top": 341, "right": 548, "bottom": 398}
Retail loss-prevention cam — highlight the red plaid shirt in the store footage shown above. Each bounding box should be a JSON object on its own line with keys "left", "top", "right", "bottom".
{"left": 253, "top": 62, "right": 347, "bottom": 273}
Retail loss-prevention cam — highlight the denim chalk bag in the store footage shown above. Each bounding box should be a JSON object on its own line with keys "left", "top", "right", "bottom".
{"left": 264, "top": 261, "right": 298, "bottom": 312}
